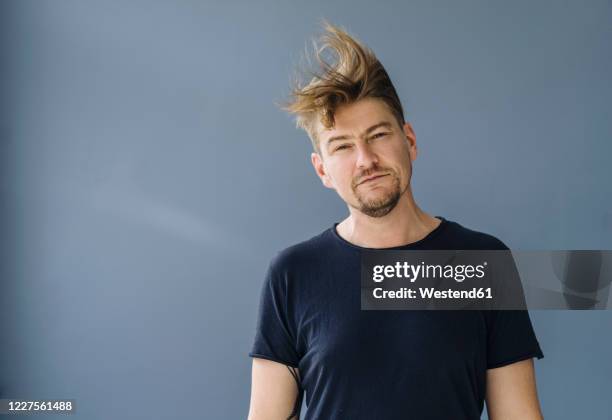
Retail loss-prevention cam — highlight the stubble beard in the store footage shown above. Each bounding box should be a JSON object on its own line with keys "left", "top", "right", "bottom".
{"left": 352, "top": 171, "right": 405, "bottom": 218}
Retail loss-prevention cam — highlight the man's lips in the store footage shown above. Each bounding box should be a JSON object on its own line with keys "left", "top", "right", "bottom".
{"left": 358, "top": 173, "right": 389, "bottom": 185}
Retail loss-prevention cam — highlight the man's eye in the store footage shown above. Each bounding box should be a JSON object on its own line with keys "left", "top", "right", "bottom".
{"left": 335, "top": 144, "right": 351, "bottom": 151}
{"left": 371, "top": 132, "right": 388, "bottom": 139}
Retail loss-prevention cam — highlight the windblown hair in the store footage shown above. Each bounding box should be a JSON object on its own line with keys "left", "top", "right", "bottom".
{"left": 279, "top": 19, "right": 406, "bottom": 152}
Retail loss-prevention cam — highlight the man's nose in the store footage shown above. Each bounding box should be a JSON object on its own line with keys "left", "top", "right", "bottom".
{"left": 355, "top": 143, "right": 379, "bottom": 169}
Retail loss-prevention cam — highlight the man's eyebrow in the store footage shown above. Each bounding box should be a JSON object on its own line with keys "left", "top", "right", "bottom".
{"left": 326, "top": 121, "right": 393, "bottom": 145}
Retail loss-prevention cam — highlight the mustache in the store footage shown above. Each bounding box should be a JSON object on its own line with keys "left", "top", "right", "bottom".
{"left": 353, "top": 168, "right": 394, "bottom": 187}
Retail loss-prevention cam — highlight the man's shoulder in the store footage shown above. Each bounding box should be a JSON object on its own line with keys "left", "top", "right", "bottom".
{"left": 268, "top": 227, "right": 333, "bottom": 273}
{"left": 443, "top": 218, "right": 510, "bottom": 250}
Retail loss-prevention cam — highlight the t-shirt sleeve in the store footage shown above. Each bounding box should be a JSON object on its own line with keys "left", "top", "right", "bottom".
{"left": 248, "top": 256, "right": 300, "bottom": 368}
{"left": 482, "top": 236, "right": 544, "bottom": 369}
{"left": 484, "top": 309, "right": 544, "bottom": 369}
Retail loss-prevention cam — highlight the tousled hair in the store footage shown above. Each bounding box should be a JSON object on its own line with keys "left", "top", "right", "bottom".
{"left": 278, "top": 19, "right": 406, "bottom": 152}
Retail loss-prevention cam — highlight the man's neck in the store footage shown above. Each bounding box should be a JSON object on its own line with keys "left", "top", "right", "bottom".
{"left": 336, "top": 193, "right": 441, "bottom": 249}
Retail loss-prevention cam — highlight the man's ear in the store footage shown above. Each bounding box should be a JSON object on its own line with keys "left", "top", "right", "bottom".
{"left": 311, "top": 152, "right": 334, "bottom": 189}
{"left": 402, "top": 121, "right": 418, "bottom": 161}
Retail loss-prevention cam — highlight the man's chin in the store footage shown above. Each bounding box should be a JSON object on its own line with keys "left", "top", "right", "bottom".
{"left": 356, "top": 196, "right": 400, "bottom": 217}
{"left": 359, "top": 203, "right": 396, "bottom": 218}
{"left": 357, "top": 190, "right": 394, "bottom": 206}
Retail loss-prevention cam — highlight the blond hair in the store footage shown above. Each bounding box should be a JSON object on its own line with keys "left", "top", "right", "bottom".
{"left": 278, "top": 19, "right": 406, "bottom": 152}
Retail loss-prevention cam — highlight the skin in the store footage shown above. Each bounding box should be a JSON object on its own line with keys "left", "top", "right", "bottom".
{"left": 248, "top": 97, "right": 544, "bottom": 419}
{"left": 310, "top": 97, "right": 440, "bottom": 248}
{"left": 249, "top": 359, "right": 300, "bottom": 419}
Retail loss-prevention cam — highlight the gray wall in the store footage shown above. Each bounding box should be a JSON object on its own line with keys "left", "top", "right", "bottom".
{"left": 2, "top": 1, "right": 610, "bottom": 419}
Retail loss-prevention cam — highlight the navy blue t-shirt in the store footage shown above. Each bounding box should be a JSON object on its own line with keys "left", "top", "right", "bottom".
{"left": 249, "top": 217, "right": 544, "bottom": 419}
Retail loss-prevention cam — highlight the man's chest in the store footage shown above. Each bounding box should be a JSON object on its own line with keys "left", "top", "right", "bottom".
{"left": 293, "top": 275, "right": 487, "bottom": 375}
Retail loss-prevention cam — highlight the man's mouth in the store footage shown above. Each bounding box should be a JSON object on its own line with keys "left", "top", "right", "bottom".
{"left": 359, "top": 174, "right": 389, "bottom": 185}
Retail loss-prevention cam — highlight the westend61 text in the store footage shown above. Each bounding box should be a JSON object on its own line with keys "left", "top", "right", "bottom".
{"left": 373, "top": 287, "right": 493, "bottom": 300}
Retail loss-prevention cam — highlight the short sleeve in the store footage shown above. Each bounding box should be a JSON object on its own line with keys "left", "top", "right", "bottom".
{"left": 484, "top": 309, "right": 544, "bottom": 369}
{"left": 248, "top": 257, "right": 300, "bottom": 368}
{"left": 482, "top": 236, "right": 544, "bottom": 368}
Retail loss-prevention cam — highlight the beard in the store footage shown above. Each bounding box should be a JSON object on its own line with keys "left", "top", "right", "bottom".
{"left": 351, "top": 168, "right": 404, "bottom": 218}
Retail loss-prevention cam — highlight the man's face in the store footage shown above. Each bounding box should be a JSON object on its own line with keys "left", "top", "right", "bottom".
{"left": 311, "top": 97, "right": 418, "bottom": 218}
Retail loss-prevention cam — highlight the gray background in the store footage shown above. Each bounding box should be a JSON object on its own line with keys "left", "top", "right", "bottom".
{"left": 1, "top": 1, "right": 611, "bottom": 419}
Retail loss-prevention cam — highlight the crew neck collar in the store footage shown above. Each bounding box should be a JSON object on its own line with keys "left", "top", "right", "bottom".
{"left": 330, "top": 216, "right": 448, "bottom": 251}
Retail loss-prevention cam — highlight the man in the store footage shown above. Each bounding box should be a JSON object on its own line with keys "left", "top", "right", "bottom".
{"left": 248, "top": 20, "right": 544, "bottom": 420}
